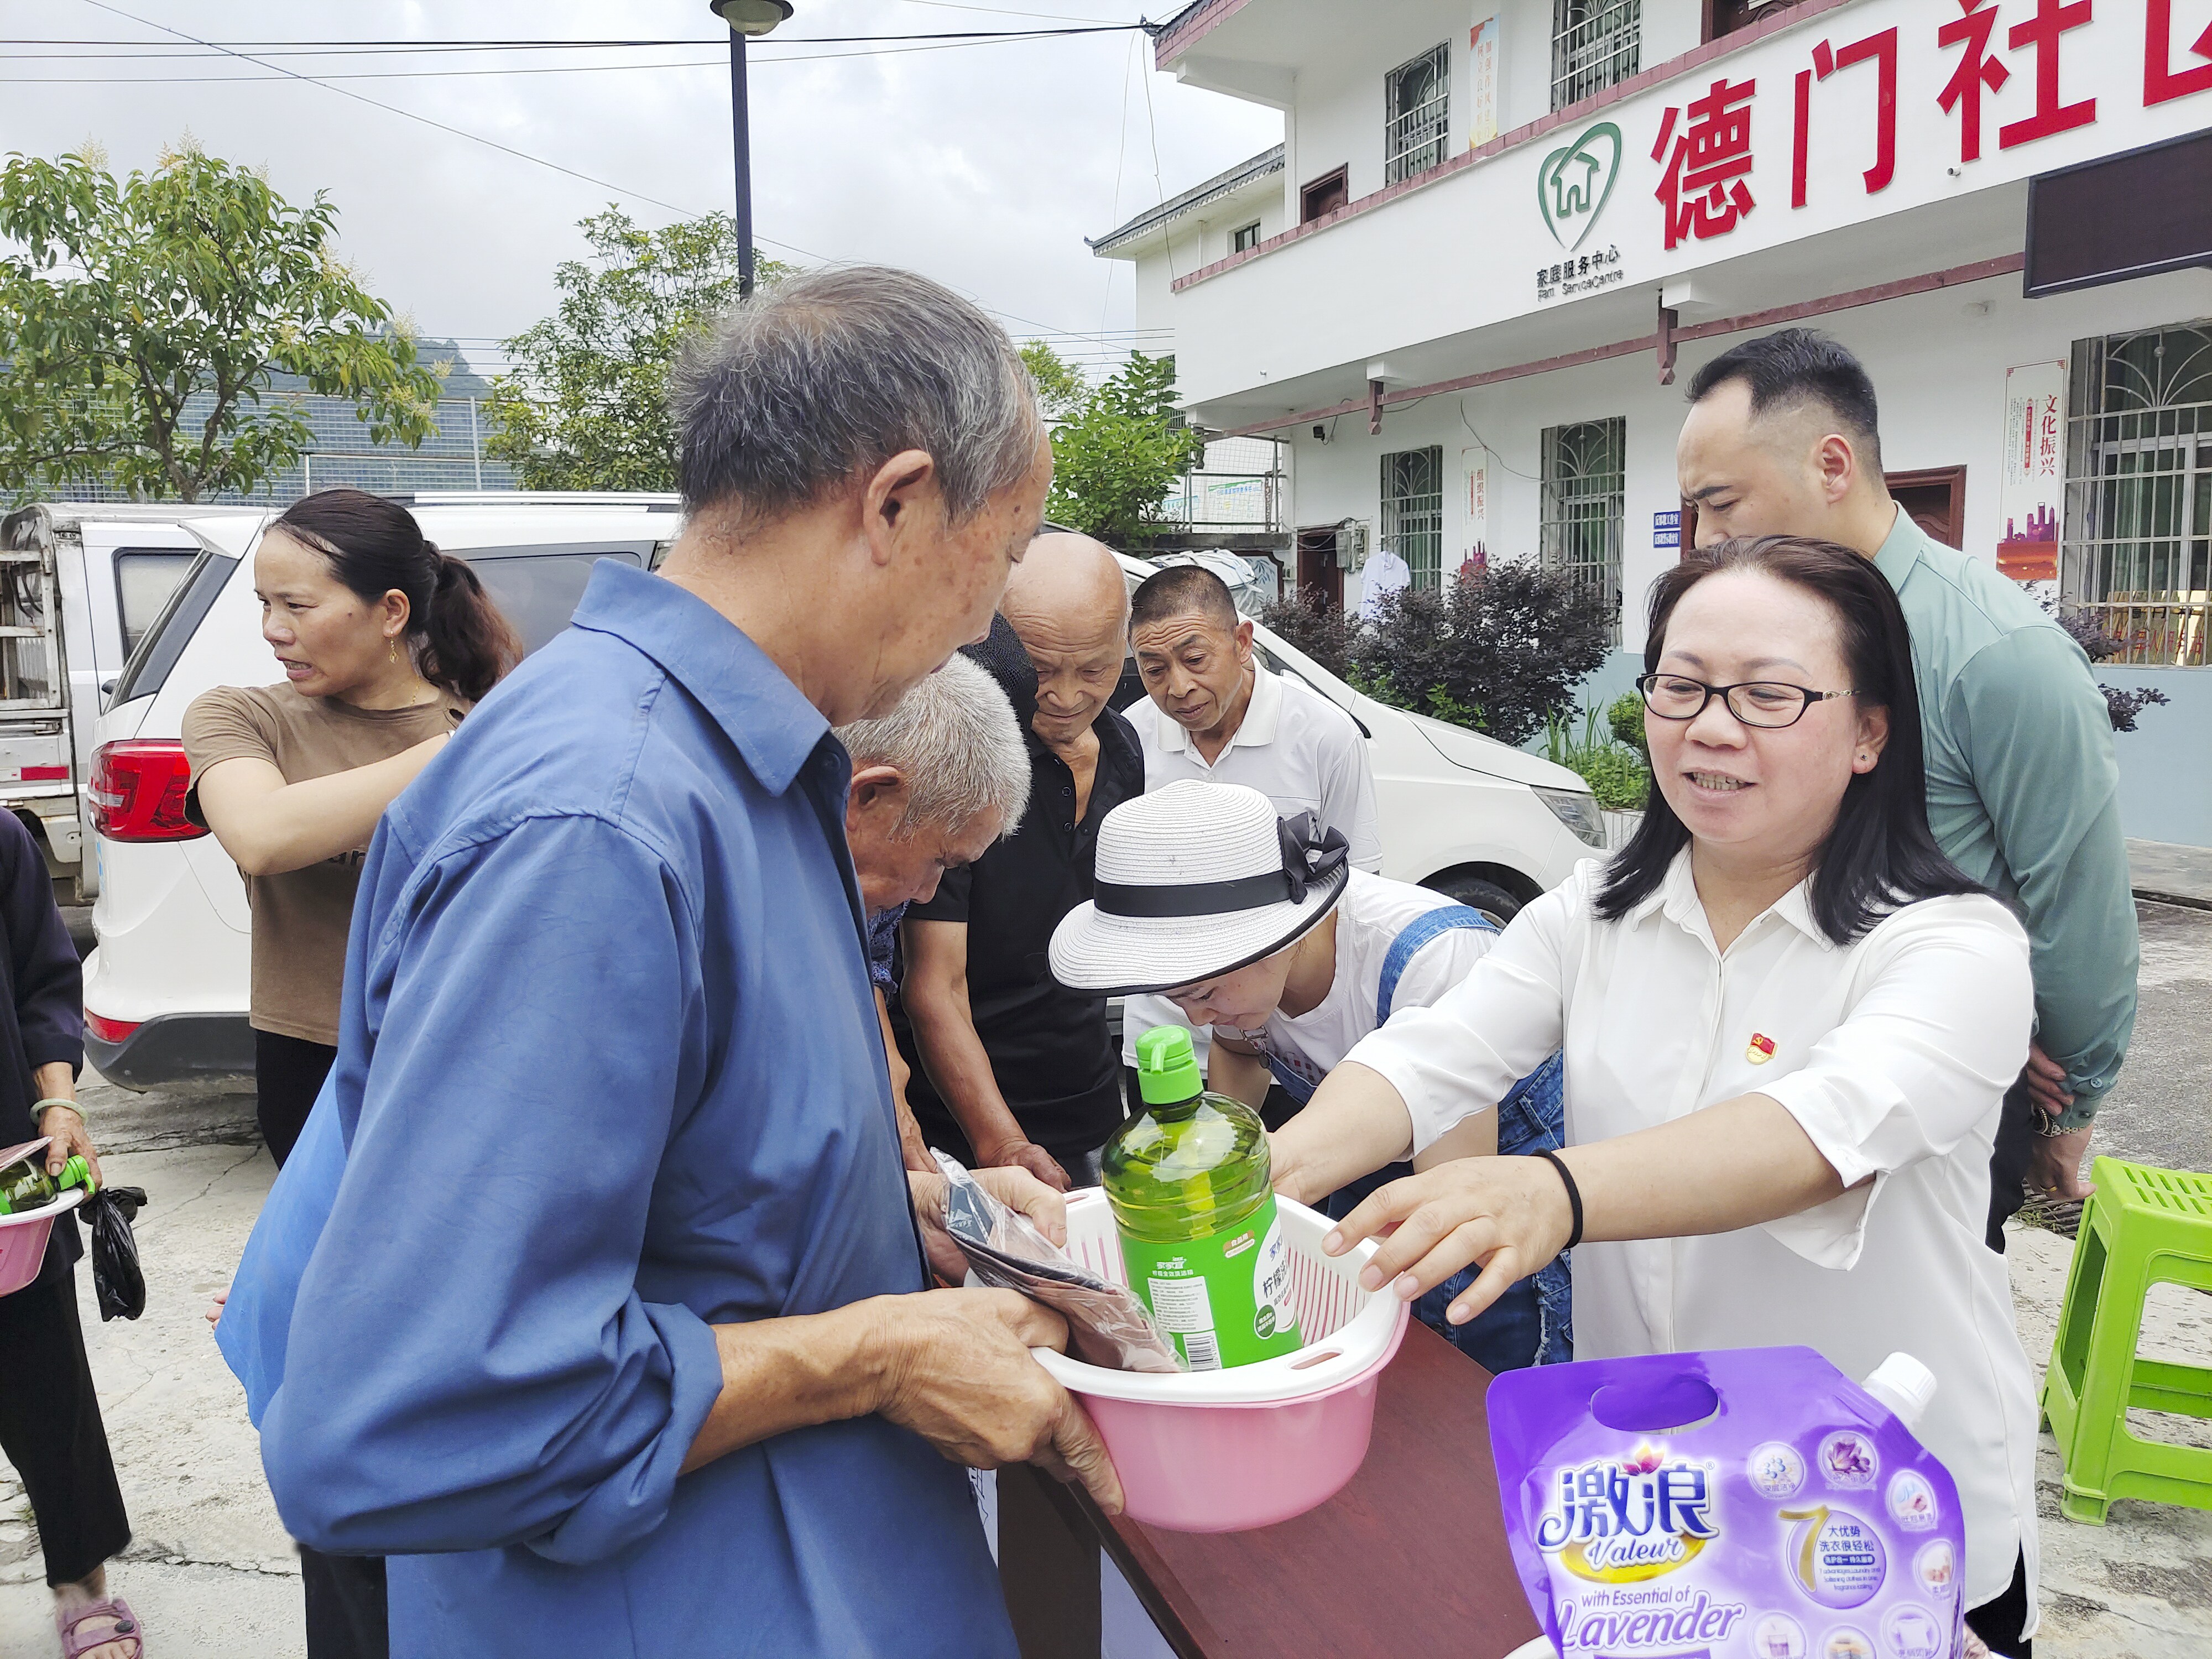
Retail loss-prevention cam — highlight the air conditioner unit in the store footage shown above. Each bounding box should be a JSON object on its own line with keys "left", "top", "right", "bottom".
{"left": 1340, "top": 520, "right": 1370, "bottom": 572}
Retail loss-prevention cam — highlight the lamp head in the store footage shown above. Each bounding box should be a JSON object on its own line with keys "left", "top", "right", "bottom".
{"left": 710, "top": 0, "right": 794, "bottom": 36}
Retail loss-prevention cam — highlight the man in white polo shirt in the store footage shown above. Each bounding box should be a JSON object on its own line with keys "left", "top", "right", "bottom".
{"left": 1121, "top": 565, "right": 1381, "bottom": 1120}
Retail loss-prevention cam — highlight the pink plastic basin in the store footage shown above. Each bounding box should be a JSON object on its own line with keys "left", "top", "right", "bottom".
{"left": 1076, "top": 1318, "right": 1408, "bottom": 1532}
{"left": 1030, "top": 1190, "right": 1413, "bottom": 1533}
{"left": 0, "top": 1186, "right": 83, "bottom": 1298}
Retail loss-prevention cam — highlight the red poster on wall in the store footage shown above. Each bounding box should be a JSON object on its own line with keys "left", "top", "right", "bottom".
{"left": 1997, "top": 361, "right": 2065, "bottom": 583}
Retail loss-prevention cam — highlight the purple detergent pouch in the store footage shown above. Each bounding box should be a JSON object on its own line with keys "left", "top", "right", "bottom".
{"left": 1489, "top": 1346, "right": 1966, "bottom": 1659}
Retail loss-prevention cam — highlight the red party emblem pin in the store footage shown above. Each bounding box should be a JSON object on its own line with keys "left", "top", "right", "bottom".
{"left": 1746, "top": 1032, "right": 1777, "bottom": 1065}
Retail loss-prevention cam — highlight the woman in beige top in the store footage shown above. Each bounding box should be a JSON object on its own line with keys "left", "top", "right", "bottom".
{"left": 184, "top": 489, "right": 519, "bottom": 1170}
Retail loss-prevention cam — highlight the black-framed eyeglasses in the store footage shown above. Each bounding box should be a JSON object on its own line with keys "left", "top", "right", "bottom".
{"left": 1636, "top": 672, "right": 1859, "bottom": 730}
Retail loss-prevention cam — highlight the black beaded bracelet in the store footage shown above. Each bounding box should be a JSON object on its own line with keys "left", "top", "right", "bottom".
{"left": 1534, "top": 1148, "right": 1584, "bottom": 1251}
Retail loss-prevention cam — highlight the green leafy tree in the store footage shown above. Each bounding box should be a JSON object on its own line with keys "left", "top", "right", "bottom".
{"left": 484, "top": 208, "right": 792, "bottom": 492}
{"left": 1019, "top": 340, "right": 1089, "bottom": 421}
{"left": 0, "top": 142, "right": 444, "bottom": 502}
{"left": 1045, "top": 351, "right": 1204, "bottom": 546}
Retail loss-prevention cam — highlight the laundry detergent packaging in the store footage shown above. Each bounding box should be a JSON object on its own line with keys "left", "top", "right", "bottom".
{"left": 1488, "top": 1346, "right": 1966, "bottom": 1659}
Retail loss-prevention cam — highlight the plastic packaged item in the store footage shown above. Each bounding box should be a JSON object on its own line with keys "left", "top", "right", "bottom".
{"left": 1102, "top": 1026, "right": 1302, "bottom": 1371}
{"left": 1031, "top": 1187, "right": 1410, "bottom": 1532}
{"left": 935, "top": 1152, "right": 1182, "bottom": 1374}
{"left": 86, "top": 1185, "right": 148, "bottom": 1322}
{"left": 1488, "top": 1346, "right": 1966, "bottom": 1659}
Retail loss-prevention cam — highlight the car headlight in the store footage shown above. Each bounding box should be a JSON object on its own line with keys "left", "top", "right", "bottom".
{"left": 1533, "top": 785, "right": 1607, "bottom": 849}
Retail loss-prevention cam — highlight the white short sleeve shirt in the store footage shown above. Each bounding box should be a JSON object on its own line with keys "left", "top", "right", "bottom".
{"left": 1348, "top": 852, "right": 2041, "bottom": 1621}
{"left": 1243, "top": 870, "right": 1501, "bottom": 1095}
{"left": 1124, "top": 661, "right": 1383, "bottom": 871}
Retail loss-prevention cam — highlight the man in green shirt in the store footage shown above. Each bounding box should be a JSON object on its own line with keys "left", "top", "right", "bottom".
{"left": 1676, "top": 328, "right": 2137, "bottom": 1250}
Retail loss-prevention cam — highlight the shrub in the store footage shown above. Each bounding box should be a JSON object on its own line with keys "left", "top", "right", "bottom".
{"left": 1606, "top": 690, "right": 1648, "bottom": 758}
{"left": 1256, "top": 586, "right": 1359, "bottom": 678}
{"left": 2040, "top": 599, "right": 2171, "bottom": 733}
{"left": 1348, "top": 561, "right": 1614, "bottom": 747}
{"left": 1543, "top": 706, "right": 1650, "bottom": 811}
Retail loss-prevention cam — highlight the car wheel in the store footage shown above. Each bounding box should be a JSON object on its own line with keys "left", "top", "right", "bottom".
{"left": 1426, "top": 874, "right": 1522, "bottom": 928}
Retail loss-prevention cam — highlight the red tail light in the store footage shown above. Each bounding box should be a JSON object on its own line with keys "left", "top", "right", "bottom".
{"left": 85, "top": 1010, "right": 140, "bottom": 1045}
{"left": 88, "top": 740, "right": 207, "bottom": 843}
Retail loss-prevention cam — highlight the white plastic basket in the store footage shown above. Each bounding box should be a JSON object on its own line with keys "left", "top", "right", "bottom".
{"left": 1032, "top": 1189, "right": 1407, "bottom": 1404}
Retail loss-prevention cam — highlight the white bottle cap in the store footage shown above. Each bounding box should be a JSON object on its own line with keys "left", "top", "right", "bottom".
{"left": 1861, "top": 1351, "right": 1939, "bottom": 1430}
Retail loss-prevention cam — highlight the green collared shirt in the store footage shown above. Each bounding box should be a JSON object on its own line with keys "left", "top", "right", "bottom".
{"left": 1874, "top": 508, "right": 2138, "bottom": 1125}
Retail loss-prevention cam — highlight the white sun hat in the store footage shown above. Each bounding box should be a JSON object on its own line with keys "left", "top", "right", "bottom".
{"left": 1050, "top": 780, "right": 1351, "bottom": 997}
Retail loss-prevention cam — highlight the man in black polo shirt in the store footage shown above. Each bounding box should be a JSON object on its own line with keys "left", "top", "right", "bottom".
{"left": 898, "top": 533, "right": 1142, "bottom": 1189}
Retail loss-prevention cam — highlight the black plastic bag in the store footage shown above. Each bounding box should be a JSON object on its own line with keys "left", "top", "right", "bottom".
{"left": 86, "top": 1186, "right": 147, "bottom": 1322}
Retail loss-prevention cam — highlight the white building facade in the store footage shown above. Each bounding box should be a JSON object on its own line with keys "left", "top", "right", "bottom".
{"left": 1094, "top": 0, "right": 2212, "bottom": 844}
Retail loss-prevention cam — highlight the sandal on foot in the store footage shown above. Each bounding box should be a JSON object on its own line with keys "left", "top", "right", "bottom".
{"left": 56, "top": 1595, "right": 143, "bottom": 1659}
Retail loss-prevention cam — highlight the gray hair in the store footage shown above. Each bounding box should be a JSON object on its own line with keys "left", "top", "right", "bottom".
{"left": 671, "top": 264, "right": 1042, "bottom": 524}
{"left": 836, "top": 654, "right": 1030, "bottom": 838}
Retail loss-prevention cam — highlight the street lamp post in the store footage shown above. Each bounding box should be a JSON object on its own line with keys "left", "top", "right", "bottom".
{"left": 708, "top": 1, "right": 794, "bottom": 298}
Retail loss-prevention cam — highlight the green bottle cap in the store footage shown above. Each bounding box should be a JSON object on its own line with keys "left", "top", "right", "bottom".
{"left": 1135, "top": 1026, "right": 1203, "bottom": 1106}
{"left": 59, "top": 1155, "right": 93, "bottom": 1194}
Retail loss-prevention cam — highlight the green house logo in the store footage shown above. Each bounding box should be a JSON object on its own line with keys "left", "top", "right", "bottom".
{"left": 1538, "top": 121, "right": 1623, "bottom": 251}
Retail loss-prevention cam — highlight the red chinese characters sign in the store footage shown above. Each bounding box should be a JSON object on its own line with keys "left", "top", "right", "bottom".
{"left": 1642, "top": 0, "right": 2212, "bottom": 253}
{"left": 1793, "top": 27, "right": 1898, "bottom": 207}
{"left": 1654, "top": 77, "right": 1758, "bottom": 249}
{"left": 2147, "top": 0, "right": 2212, "bottom": 105}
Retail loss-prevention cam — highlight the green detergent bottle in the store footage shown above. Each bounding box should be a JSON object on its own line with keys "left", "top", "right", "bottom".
{"left": 1104, "top": 1026, "right": 1302, "bottom": 1371}
{"left": 0, "top": 1150, "right": 92, "bottom": 1217}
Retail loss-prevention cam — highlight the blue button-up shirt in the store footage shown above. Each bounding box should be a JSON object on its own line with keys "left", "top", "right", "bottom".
{"left": 257, "top": 561, "right": 1016, "bottom": 1658}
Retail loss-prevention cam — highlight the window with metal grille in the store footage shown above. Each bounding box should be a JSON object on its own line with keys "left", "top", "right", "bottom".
{"left": 1385, "top": 44, "right": 1451, "bottom": 186}
{"left": 1540, "top": 418, "right": 1626, "bottom": 641}
{"left": 1232, "top": 221, "right": 1261, "bottom": 253}
{"left": 1380, "top": 446, "right": 1445, "bottom": 591}
{"left": 2062, "top": 321, "right": 2212, "bottom": 666}
{"left": 1552, "top": 0, "right": 1640, "bottom": 111}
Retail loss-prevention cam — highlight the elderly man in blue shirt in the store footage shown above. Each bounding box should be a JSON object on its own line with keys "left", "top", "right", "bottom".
{"left": 245, "top": 266, "right": 1118, "bottom": 1658}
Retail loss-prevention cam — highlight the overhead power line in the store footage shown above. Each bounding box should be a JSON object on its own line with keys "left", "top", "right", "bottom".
{"left": 0, "top": 33, "right": 1107, "bottom": 84}
{"left": 65, "top": 1, "right": 1167, "bottom": 356}
{"left": 0, "top": 26, "right": 1146, "bottom": 55}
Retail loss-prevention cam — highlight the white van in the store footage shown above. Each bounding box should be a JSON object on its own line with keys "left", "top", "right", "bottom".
{"left": 0, "top": 503, "right": 224, "bottom": 899}
{"left": 84, "top": 494, "right": 682, "bottom": 1087}
{"left": 84, "top": 499, "right": 1600, "bottom": 1089}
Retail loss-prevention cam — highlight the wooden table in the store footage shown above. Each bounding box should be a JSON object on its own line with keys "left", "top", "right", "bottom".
{"left": 998, "top": 1321, "right": 1542, "bottom": 1659}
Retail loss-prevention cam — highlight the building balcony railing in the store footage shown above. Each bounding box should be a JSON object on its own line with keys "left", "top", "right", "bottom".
{"left": 2075, "top": 596, "right": 2210, "bottom": 667}
{"left": 1155, "top": 469, "right": 1284, "bottom": 533}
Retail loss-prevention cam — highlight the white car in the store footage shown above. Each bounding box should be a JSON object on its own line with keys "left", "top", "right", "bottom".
{"left": 1113, "top": 551, "right": 1602, "bottom": 922}
{"left": 82, "top": 500, "right": 1601, "bottom": 1091}
{"left": 83, "top": 494, "right": 681, "bottom": 1088}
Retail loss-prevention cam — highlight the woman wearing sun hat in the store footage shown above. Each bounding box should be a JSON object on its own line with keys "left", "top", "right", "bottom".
{"left": 1048, "top": 779, "right": 1569, "bottom": 1372}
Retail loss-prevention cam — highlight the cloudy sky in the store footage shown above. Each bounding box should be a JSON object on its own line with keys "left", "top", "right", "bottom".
{"left": 0, "top": 0, "right": 1280, "bottom": 384}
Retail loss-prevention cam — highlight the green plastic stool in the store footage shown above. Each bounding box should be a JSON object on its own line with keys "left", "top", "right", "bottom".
{"left": 2040, "top": 1156, "right": 2212, "bottom": 1524}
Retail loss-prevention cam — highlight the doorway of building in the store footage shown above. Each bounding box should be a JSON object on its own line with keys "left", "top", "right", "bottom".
{"left": 1885, "top": 467, "right": 1967, "bottom": 549}
{"left": 1677, "top": 464, "right": 1968, "bottom": 556}
{"left": 1296, "top": 527, "right": 1343, "bottom": 611}
{"left": 1300, "top": 166, "right": 1349, "bottom": 223}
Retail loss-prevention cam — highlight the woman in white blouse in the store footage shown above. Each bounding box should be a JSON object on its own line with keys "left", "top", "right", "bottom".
{"left": 1271, "top": 535, "right": 2041, "bottom": 1656}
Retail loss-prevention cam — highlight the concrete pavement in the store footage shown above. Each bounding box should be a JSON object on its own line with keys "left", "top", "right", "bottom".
{"left": 2128, "top": 838, "right": 2212, "bottom": 912}
{"left": 0, "top": 1081, "right": 303, "bottom": 1659}
{"left": 1, "top": 906, "right": 2207, "bottom": 1656}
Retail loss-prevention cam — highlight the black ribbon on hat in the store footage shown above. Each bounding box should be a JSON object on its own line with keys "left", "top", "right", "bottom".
{"left": 1093, "top": 812, "right": 1350, "bottom": 919}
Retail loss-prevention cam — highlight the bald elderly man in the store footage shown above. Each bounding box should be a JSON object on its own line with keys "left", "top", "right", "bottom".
{"left": 898, "top": 533, "right": 1141, "bottom": 1190}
